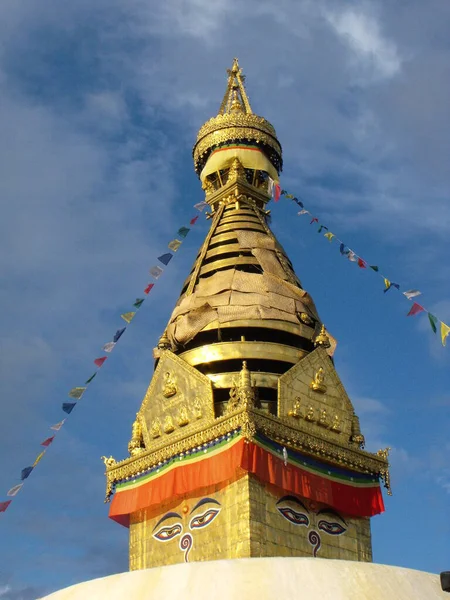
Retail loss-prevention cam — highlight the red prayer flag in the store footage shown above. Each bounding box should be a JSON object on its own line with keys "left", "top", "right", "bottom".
{"left": 41, "top": 436, "right": 55, "bottom": 447}
{"left": 407, "top": 302, "right": 425, "bottom": 317}
{"left": 274, "top": 183, "right": 281, "bottom": 202}
{"left": 144, "top": 283, "right": 154, "bottom": 294}
{"left": 358, "top": 258, "right": 367, "bottom": 269}
{"left": 0, "top": 500, "right": 12, "bottom": 513}
{"left": 310, "top": 217, "right": 319, "bottom": 224}
{"left": 190, "top": 216, "right": 199, "bottom": 225}
{"left": 94, "top": 356, "right": 107, "bottom": 367}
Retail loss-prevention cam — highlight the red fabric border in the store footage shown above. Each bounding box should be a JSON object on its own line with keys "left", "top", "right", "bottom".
{"left": 109, "top": 439, "right": 384, "bottom": 527}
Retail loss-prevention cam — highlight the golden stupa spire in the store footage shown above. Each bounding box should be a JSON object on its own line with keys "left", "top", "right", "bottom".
{"left": 103, "top": 59, "right": 391, "bottom": 572}
{"left": 218, "top": 58, "right": 253, "bottom": 115}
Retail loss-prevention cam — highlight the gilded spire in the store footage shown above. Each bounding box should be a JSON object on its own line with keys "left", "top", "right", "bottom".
{"left": 218, "top": 58, "right": 253, "bottom": 115}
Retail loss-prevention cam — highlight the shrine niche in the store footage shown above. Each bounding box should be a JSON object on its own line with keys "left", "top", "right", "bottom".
{"left": 278, "top": 347, "right": 355, "bottom": 440}
{"left": 138, "top": 350, "right": 215, "bottom": 449}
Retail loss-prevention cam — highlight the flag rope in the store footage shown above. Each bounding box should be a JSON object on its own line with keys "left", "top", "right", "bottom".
{"left": 270, "top": 181, "right": 450, "bottom": 347}
{"left": 0, "top": 202, "right": 208, "bottom": 516}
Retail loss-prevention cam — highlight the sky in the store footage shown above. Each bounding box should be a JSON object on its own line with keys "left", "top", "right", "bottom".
{"left": 0, "top": 0, "right": 449, "bottom": 597}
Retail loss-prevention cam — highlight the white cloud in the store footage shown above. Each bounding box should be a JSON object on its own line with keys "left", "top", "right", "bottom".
{"left": 324, "top": 6, "right": 402, "bottom": 80}
{"left": 0, "top": 586, "right": 11, "bottom": 598}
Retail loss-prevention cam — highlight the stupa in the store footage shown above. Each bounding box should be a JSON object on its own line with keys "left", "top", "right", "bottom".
{"left": 39, "top": 59, "right": 446, "bottom": 600}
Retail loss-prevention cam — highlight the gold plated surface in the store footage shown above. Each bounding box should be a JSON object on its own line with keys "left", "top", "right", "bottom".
{"left": 129, "top": 475, "right": 372, "bottom": 569}
{"left": 179, "top": 342, "right": 306, "bottom": 367}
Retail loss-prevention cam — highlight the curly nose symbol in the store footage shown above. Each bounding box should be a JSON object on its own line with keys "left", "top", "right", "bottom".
{"left": 179, "top": 533, "right": 193, "bottom": 562}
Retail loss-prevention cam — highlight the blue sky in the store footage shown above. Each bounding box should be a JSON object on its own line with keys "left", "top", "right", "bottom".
{"left": 0, "top": 0, "right": 449, "bottom": 597}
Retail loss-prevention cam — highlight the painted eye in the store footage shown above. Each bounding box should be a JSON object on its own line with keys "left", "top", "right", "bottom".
{"left": 153, "top": 523, "right": 182, "bottom": 542}
{"left": 318, "top": 520, "right": 346, "bottom": 535}
{"left": 189, "top": 508, "right": 220, "bottom": 530}
{"left": 277, "top": 507, "right": 309, "bottom": 526}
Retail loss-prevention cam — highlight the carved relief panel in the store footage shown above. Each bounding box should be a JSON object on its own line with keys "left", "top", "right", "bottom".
{"left": 139, "top": 350, "right": 215, "bottom": 448}
{"left": 278, "top": 347, "right": 355, "bottom": 439}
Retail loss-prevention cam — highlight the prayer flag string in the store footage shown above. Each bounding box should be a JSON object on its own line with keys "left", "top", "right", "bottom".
{"left": 0, "top": 202, "right": 206, "bottom": 515}
{"left": 277, "top": 188, "right": 450, "bottom": 346}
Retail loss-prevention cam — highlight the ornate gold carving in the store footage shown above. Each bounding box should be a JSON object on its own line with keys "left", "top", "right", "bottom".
{"left": 314, "top": 324, "right": 331, "bottom": 349}
{"left": 350, "top": 412, "right": 365, "bottom": 449}
{"left": 305, "top": 406, "right": 315, "bottom": 422}
{"left": 163, "top": 415, "right": 175, "bottom": 434}
{"left": 139, "top": 351, "right": 215, "bottom": 450}
{"left": 150, "top": 418, "right": 162, "bottom": 439}
{"left": 227, "top": 158, "right": 247, "bottom": 183}
{"left": 128, "top": 415, "right": 145, "bottom": 457}
{"left": 288, "top": 397, "right": 302, "bottom": 418}
{"left": 299, "top": 312, "right": 314, "bottom": 326}
{"left": 227, "top": 361, "right": 257, "bottom": 412}
{"left": 377, "top": 447, "right": 391, "bottom": 460}
{"left": 162, "top": 372, "right": 177, "bottom": 398}
{"left": 331, "top": 415, "right": 341, "bottom": 433}
{"left": 104, "top": 405, "right": 390, "bottom": 503}
{"left": 318, "top": 409, "right": 330, "bottom": 428}
{"left": 177, "top": 405, "right": 190, "bottom": 427}
{"left": 310, "top": 367, "right": 327, "bottom": 393}
{"left": 193, "top": 398, "right": 203, "bottom": 420}
{"left": 101, "top": 455, "right": 116, "bottom": 468}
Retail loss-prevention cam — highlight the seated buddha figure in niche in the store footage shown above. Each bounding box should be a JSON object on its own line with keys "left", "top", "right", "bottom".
{"left": 163, "top": 372, "right": 177, "bottom": 398}
{"left": 310, "top": 367, "right": 327, "bottom": 394}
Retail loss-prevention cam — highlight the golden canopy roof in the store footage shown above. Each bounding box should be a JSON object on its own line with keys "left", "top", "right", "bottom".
{"left": 193, "top": 59, "right": 283, "bottom": 177}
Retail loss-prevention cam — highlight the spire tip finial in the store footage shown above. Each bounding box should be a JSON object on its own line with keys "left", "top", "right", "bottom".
{"left": 218, "top": 58, "right": 252, "bottom": 116}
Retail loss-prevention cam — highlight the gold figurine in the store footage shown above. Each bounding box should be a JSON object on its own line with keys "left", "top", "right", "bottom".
{"left": 310, "top": 367, "right": 327, "bottom": 393}
{"left": 163, "top": 414, "right": 175, "bottom": 434}
{"left": 331, "top": 415, "right": 341, "bottom": 432}
{"left": 305, "top": 406, "right": 315, "bottom": 422}
{"left": 150, "top": 418, "right": 162, "bottom": 439}
{"left": 318, "top": 409, "right": 329, "bottom": 428}
{"left": 177, "top": 405, "right": 190, "bottom": 427}
{"left": 288, "top": 397, "right": 302, "bottom": 418}
{"left": 162, "top": 372, "right": 177, "bottom": 398}
{"left": 193, "top": 398, "right": 203, "bottom": 420}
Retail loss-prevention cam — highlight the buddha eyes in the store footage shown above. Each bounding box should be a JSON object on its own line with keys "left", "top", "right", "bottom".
{"left": 277, "top": 507, "right": 310, "bottom": 526}
{"left": 189, "top": 508, "right": 221, "bottom": 530}
{"left": 153, "top": 523, "right": 182, "bottom": 542}
{"left": 318, "top": 520, "right": 346, "bottom": 535}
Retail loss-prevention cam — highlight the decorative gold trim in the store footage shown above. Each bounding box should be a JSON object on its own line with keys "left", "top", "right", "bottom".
{"left": 179, "top": 342, "right": 306, "bottom": 366}
{"left": 214, "top": 221, "right": 265, "bottom": 235}
{"left": 104, "top": 405, "right": 390, "bottom": 501}
{"left": 201, "top": 318, "right": 314, "bottom": 339}
{"left": 194, "top": 128, "right": 282, "bottom": 173}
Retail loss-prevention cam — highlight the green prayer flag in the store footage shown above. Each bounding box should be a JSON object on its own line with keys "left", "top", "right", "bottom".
{"left": 133, "top": 298, "right": 144, "bottom": 309}
{"left": 177, "top": 227, "right": 190, "bottom": 238}
{"left": 85, "top": 373, "right": 97, "bottom": 384}
{"left": 428, "top": 313, "right": 437, "bottom": 334}
{"left": 370, "top": 265, "right": 379, "bottom": 272}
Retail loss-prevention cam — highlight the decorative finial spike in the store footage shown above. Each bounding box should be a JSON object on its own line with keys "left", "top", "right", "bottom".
{"left": 218, "top": 58, "right": 253, "bottom": 116}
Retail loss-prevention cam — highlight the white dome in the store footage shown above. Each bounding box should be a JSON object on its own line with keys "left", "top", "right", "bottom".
{"left": 39, "top": 557, "right": 446, "bottom": 600}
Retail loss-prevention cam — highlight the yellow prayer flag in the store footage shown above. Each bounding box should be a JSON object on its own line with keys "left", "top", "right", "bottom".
{"left": 33, "top": 451, "right": 46, "bottom": 467}
{"left": 168, "top": 239, "right": 182, "bottom": 252}
{"left": 384, "top": 278, "right": 390, "bottom": 290}
{"left": 441, "top": 322, "right": 450, "bottom": 346}
{"left": 121, "top": 312, "right": 136, "bottom": 324}
{"left": 324, "top": 232, "right": 334, "bottom": 242}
